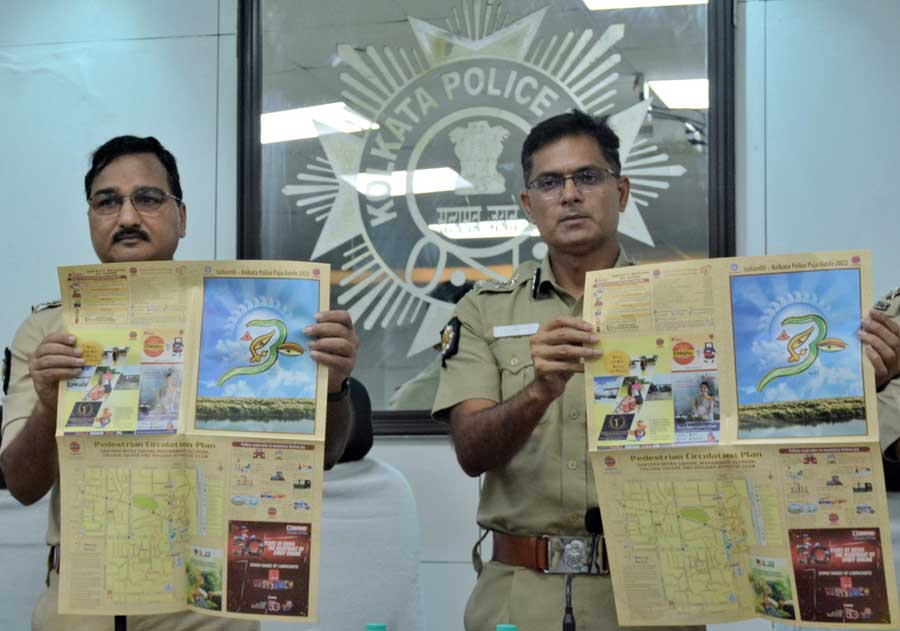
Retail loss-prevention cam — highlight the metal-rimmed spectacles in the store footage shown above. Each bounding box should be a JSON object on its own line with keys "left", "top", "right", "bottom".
{"left": 88, "top": 186, "right": 182, "bottom": 216}
{"left": 526, "top": 168, "right": 618, "bottom": 198}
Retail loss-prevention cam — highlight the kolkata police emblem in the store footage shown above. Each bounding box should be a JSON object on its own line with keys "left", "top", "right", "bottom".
{"left": 283, "top": 1, "right": 685, "bottom": 356}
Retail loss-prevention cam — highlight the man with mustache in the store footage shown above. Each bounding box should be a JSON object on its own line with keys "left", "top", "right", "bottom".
{"left": 435, "top": 110, "right": 900, "bottom": 631}
{"left": 0, "top": 135, "right": 358, "bottom": 630}
{"left": 433, "top": 110, "right": 704, "bottom": 630}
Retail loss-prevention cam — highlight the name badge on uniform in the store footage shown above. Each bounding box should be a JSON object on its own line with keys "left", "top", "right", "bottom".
{"left": 493, "top": 323, "right": 539, "bottom": 338}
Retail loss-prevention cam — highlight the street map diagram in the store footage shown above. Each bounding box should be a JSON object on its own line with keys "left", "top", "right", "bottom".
{"left": 615, "top": 478, "right": 755, "bottom": 616}
{"left": 72, "top": 465, "right": 201, "bottom": 605}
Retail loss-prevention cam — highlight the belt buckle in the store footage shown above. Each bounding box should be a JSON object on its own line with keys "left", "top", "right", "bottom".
{"left": 543, "top": 535, "right": 592, "bottom": 574}
{"left": 543, "top": 535, "right": 608, "bottom": 575}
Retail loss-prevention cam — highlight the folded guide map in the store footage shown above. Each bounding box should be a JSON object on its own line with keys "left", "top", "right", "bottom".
{"left": 585, "top": 250, "right": 900, "bottom": 628}
{"left": 55, "top": 260, "right": 329, "bottom": 622}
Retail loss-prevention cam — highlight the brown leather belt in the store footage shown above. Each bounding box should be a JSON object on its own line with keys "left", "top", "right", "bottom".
{"left": 491, "top": 531, "right": 608, "bottom": 575}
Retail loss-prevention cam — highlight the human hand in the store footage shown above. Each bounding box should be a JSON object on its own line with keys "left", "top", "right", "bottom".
{"left": 304, "top": 310, "right": 359, "bottom": 393}
{"left": 528, "top": 316, "right": 600, "bottom": 404}
{"left": 27, "top": 333, "right": 83, "bottom": 411}
{"left": 860, "top": 308, "right": 900, "bottom": 389}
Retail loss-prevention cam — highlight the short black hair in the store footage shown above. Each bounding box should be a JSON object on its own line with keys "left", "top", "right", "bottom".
{"left": 84, "top": 135, "right": 183, "bottom": 201}
{"left": 700, "top": 381, "right": 710, "bottom": 389}
{"left": 521, "top": 109, "right": 621, "bottom": 184}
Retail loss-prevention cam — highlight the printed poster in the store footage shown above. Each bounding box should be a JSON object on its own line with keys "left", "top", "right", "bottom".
{"left": 194, "top": 277, "right": 320, "bottom": 435}
{"left": 585, "top": 251, "right": 899, "bottom": 628}
{"left": 55, "top": 260, "right": 329, "bottom": 623}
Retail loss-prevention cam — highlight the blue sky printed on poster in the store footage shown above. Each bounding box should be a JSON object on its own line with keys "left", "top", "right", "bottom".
{"left": 731, "top": 269, "right": 863, "bottom": 406}
{"left": 198, "top": 277, "right": 319, "bottom": 399}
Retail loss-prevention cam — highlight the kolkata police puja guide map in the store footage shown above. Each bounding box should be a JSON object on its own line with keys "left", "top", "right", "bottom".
{"left": 585, "top": 251, "right": 900, "bottom": 628}
{"left": 55, "top": 260, "right": 328, "bottom": 623}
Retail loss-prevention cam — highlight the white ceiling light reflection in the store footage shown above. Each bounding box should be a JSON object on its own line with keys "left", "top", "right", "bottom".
{"left": 583, "top": 0, "right": 706, "bottom": 9}
{"left": 647, "top": 79, "right": 709, "bottom": 109}
{"left": 260, "top": 102, "right": 378, "bottom": 144}
{"left": 339, "top": 167, "right": 462, "bottom": 196}
{"left": 428, "top": 220, "right": 539, "bottom": 240}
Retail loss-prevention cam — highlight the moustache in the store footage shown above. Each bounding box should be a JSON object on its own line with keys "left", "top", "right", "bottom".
{"left": 112, "top": 229, "right": 150, "bottom": 243}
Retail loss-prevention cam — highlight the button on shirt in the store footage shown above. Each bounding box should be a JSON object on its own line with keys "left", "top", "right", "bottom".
{"left": 433, "top": 253, "right": 631, "bottom": 536}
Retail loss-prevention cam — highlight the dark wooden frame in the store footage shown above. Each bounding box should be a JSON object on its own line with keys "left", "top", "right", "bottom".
{"left": 237, "top": 0, "right": 735, "bottom": 435}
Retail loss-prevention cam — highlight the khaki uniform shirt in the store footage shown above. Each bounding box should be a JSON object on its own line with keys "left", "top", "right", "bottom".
{"left": 388, "top": 358, "right": 442, "bottom": 410}
{"left": 2, "top": 303, "right": 258, "bottom": 631}
{"left": 433, "top": 253, "right": 630, "bottom": 536}
{"left": 1, "top": 303, "right": 63, "bottom": 545}
{"left": 432, "top": 253, "right": 711, "bottom": 631}
{"left": 876, "top": 287, "right": 900, "bottom": 455}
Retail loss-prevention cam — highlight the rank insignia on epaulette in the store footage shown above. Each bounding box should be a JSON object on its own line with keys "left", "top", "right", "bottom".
{"left": 440, "top": 317, "right": 461, "bottom": 367}
{"left": 874, "top": 286, "right": 900, "bottom": 312}
{"left": 531, "top": 266, "right": 542, "bottom": 299}
{"left": 2, "top": 347, "right": 11, "bottom": 396}
{"left": 31, "top": 300, "right": 61, "bottom": 314}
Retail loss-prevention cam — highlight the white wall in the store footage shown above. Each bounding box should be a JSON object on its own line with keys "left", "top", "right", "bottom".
{"left": 736, "top": 0, "right": 900, "bottom": 301}
{"left": 0, "top": 0, "right": 238, "bottom": 350}
{"left": 4, "top": 1, "right": 900, "bottom": 631}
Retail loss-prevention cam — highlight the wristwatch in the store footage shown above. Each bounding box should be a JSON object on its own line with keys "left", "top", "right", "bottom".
{"left": 327, "top": 377, "right": 351, "bottom": 402}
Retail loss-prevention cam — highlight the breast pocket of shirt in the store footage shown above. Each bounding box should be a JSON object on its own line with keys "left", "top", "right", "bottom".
{"left": 491, "top": 337, "right": 549, "bottom": 425}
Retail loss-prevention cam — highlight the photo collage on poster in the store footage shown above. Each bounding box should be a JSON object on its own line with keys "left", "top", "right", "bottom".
{"left": 589, "top": 333, "right": 719, "bottom": 448}
{"left": 61, "top": 327, "right": 186, "bottom": 434}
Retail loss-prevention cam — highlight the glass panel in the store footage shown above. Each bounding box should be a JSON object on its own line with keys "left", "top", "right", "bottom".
{"left": 259, "top": 0, "right": 709, "bottom": 410}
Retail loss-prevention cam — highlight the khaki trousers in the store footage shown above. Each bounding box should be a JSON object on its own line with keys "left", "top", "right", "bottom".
{"left": 33, "top": 570, "right": 260, "bottom": 631}
{"left": 464, "top": 561, "right": 706, "bottom": 631}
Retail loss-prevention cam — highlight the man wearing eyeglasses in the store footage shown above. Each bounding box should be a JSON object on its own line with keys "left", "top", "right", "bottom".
{"left": 0, "top": 135, "right": 358, "bottom": 630}
{"left": 433, "top": 110, "right": 701, "bottom": 631}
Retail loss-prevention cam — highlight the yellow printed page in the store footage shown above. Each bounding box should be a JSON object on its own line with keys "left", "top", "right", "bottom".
{"left": 586, "top": 251, "right": 877, "bottom": 449}
{"left": 592, "top": 443, "right": 899, "bottom": 628}
{"left": 58, "top": 262, "right": 193, "bottom": 328}
{"left": 188, "top": 439, "right": 324, "bottom": 622}
{"left": 764, "top": 445, "right": 899, "bottom": 627}
{"left": 56, "top": 261, "right": 195, "bottom": 436}
{"left": 55, "top": 260, "right": 332, "bottom": 620}
{"left": 591, "top": 445, "right": 766, "bottom": 626}
{"left": 587, "top": 250, "right": 899, "bottom": 627}
{"left": 57, "top": 435, "right": 219, "bottom": 616}
{"left": 585, "top": 259, "right": 721, "bottom": 449}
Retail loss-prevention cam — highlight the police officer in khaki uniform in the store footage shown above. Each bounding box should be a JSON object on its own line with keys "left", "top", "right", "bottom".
{"left": 433, "top": 110, "right": 703, "bottom": 631}
{"left": 434, "top": 107, "right": 900, "bottom": 630}
{"left": 0, "top": 135, "right": 359, "bottom": 631}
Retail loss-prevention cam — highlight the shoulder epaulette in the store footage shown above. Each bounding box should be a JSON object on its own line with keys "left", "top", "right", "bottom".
{"left": 473, "top": 275, "right": 521, "bottom": 294}
{"left": 31, "top": 300, "right": 61, "bottom": 314}
{"left": 875, "top": 287, "right": 900, "bottom": 313}
{"left": 2, "top": 347, "right": 10, "bottom": 396}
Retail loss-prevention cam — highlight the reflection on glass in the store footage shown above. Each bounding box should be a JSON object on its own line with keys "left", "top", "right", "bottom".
{"left": 259, "top": 0, "right": 709, "bottom": 409}
{"left": 261, "top": 102, "right": 378, "bottom": 143}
